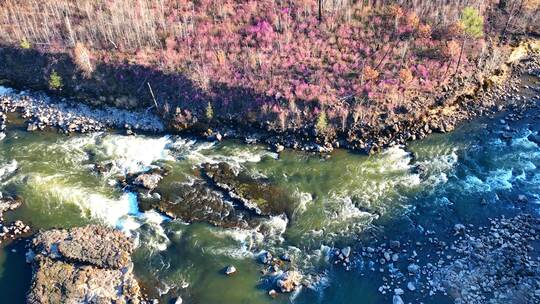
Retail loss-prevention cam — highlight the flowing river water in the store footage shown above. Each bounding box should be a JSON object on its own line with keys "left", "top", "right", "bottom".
{"left": 0, "top": 82, "right": 539, "bottom": 303}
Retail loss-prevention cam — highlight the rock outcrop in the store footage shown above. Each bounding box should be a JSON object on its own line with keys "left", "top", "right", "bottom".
{"left": 27, "top": 225, "right": 143, "bottom": 304}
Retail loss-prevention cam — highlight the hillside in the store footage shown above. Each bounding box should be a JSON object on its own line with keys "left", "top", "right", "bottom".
{"left": 0, "top": 0, "right": 538, "bottom": 152}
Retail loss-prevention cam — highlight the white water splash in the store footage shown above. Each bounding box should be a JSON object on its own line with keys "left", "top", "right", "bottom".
{"left": 0, "top": 160, "right": 18, "bottom": 182}
{"left": 96, "top": 135, "right": 173, "bottom": 174}
{"left": 0, "top": 86, "right": 13, "bottom": 96}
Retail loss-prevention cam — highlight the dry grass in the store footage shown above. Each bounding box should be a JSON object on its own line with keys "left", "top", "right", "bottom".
{"left": 0, "top": 0, "right": 175, "bottom": 50}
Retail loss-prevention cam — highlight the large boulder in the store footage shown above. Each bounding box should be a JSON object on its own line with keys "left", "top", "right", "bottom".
{"left": 27, "top": 225, "right": 143, "bottom": 304}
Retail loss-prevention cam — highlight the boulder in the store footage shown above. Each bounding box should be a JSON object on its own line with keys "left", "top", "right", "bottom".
{"left": 407, "top": 264, "right": 420, "bottom": 274}
{"left": 341, "top": 246, "right": 351, "bottom": 258}
{"left": 27, "top": 225, "right": 142, "bottom": 304}
{"left": 276, "top": 270, "right": 302, "bottom": 293}
{"left": 225, "top": 265, "right": 237, "bottom": 276}
{"left": 133, "top": 173, "right": 163, "bottom": 191}
{"left": 393, "top": 295, "right": 404, "bottom": 304}
{"left": 517, "top": 194, "right": 528, "bottom": 203}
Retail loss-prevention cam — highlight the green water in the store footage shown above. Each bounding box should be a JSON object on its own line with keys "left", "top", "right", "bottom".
{"left": 1, "top": 97, "right": 540, "bottom": 303}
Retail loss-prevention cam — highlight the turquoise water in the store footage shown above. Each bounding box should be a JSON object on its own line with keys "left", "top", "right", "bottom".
{"left": 0, "top": 95, "right": 539, "bottom": 303}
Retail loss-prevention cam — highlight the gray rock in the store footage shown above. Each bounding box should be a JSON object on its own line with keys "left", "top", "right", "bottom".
{"left": 407, "top": 264, "right": 420, "bottom": 274}
{"left": 133, "top": 173, "right": 162, "bottom": 190}
{"left": 454, "top": 223, "right": 466, "bottom": 234}
{"left": 225, "top": 265, "right": 237, "bottom": 275}
{"left": 392, "top": 295, "right": 404, "bottom": 304}
{"left": 341, "top": 246, "right": 351, "bottom": 258}
{"left": 276, "top": 271, "right": 302, "bottom": 293}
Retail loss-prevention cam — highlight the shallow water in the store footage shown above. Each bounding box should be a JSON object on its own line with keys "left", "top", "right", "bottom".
{"left": 1, "top": 96, "right": 540, "bottom": 303}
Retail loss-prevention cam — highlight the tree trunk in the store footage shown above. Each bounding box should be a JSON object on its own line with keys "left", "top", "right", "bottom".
{"left": 318, "top": 0, "right": 323, "bottom": 22}
{"left": 454, "top": 38, "right": 466, "bottom": 77}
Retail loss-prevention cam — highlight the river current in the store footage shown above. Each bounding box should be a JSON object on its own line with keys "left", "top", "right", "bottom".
{"left": 0, "top": 87, "right": 539, "bottom": 303}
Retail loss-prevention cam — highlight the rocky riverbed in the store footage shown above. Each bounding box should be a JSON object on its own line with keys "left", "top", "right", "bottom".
{"left": 326, "top": 212, "right": 540, "bottom": 304}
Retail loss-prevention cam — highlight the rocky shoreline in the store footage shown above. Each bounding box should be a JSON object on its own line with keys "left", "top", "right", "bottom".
{"left": 322, "top": 213, "right": 540, "bottom": 304}
{"left": 0, "top": 86, "right": 164, "bottom": 137}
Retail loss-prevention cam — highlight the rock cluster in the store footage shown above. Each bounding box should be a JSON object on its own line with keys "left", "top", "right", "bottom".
{"left": 431, "top": 214, "right": 540, "bottom": 304}
{"left": 276, "top": 270, "right": 302, "bottom": 293}
{"left": 333, "top": 246, "right": 352, "bottom": 271}
{"left": 0, "top": 195, "right": 30, "bottom": 244}
{"left": 26, "top": 225, "right": 144, "bottom": 304}
{"left": 256, "top": 250, "right": 304, "bottom": 295}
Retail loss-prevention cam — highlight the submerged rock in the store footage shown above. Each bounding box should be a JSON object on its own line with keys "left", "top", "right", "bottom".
{"left": 392, "top": 295, "right": 404, "bottom": 304}
{"left": 27, "top": 225, "right": 143, "bottom": 304}
{"left": 202, "top": 162, "right": 294, "bottom": 216}
{"left": 144, "top": 179, "right": 259, "bottom": 229}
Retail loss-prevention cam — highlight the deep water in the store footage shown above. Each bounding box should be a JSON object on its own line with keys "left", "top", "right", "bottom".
{"left": 0, "top": 97, "right": 539, "bottom": 303}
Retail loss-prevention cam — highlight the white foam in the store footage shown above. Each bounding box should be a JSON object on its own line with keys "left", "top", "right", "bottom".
{"left": 0, "top": 86, "right": 13, "bottom": 96}
{"left": 0, "top": 160, "right": 17, "bottom": 182}
{"left": 378, "top": 146, "right": 413, "bottom": 172}
{"left": 97, "top": 135, "right": 173, "bottom": 174}
{"left": 486, "top": 169, "right": 513, "bottom": 190}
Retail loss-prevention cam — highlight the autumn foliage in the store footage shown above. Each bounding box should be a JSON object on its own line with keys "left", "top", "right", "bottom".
{"left": 0, "top": 0, "right": 537, "bottom": 134}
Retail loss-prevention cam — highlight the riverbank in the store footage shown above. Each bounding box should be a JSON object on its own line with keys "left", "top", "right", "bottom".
{"left": 0, "top": 40, "right": 539, "bottom": 154}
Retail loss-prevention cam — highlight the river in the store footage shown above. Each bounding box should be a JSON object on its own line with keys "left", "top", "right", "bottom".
{"left": 0, "top": 80, "right": 539, "bottom": 303}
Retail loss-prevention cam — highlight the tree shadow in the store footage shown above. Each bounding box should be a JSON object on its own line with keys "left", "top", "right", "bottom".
{"left": 0, "top": 45, "right": 282, "bottom": 131}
